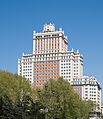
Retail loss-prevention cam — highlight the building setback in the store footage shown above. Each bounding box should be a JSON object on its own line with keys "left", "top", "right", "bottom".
{"left": 18, "top": 23, "right": 101, "bottom": 111}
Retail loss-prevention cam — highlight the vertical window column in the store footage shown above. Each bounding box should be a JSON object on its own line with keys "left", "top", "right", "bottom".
{"left": 45, "top": 39, "right": 46, "bottom": 50}
{"left": 59, "top": 37, "right": 62, "bottom": 52}
{"left": 40, "top": 39, "right": 41, "bottom": 51}
{"left": 48, "top": 39, "right": 49, "bottom": 50}
{"left": 43, "top": 39, "right": 44, "bottom": 51}
{"left": 53, "top": 38, "right": 55, "bottom": 50}
{"left": 51, "top": 38, "right": 52, "bottom": 50}
{"left": 37, "top": 39, "right": 38, "bottom": 51}
{"left": 56, "top": 38, "right": 57, "bottom": 49}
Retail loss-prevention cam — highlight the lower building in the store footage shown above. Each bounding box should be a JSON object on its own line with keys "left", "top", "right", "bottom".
{"left": 71, "top": 76, "right": 101, "bottom": 112}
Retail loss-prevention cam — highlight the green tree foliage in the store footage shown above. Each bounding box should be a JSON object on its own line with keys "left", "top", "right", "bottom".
{"left": 0, "top": 70, "right": 33, "bottom": 103}
{"left": 29, "top": 101, "right": 45, "bottom": 119}
{"left": 37, "top": 77, "right": 94, "bottom": 119}
{"left": 0, "top": 71, "right": 95, "bottom": 119}
{"left": 14, "top": 98, "right": 25, "bottom": 119}
{"left": 0, "top": 70, "right": 34, "bottom": 119}
{"left": 0, "top": 95, "right": 14, "bottom": 119}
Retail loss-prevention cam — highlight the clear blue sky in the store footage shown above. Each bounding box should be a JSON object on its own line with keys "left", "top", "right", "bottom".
{"left": 0, "top": 0, "right": 103, "bottom": 92}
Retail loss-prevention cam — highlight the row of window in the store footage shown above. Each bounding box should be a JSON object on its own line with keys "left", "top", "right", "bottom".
{"left": 84, "top": 78, "right": 96, "bottom": 81}
{"left": 23, "top": 63, "right": 32, "bottom": 65}
{"left": 61, "top": 56, "right": 71, "bottom": 59}
{"left": 34, "top": 67, "right": 59, "bottom": 70}
{"left": 34, "top": 80, "right": 46, "bottom": 83}
{"left": 23, "top": 75, "right": 32, "bottom": 77}
{"left": 72, "top": 85, "right": 82, "bottom": 87}
{"left": 74, "top": 67, "right": 78, "bottom": 69}
{"left": 61, "top": 63, "right": 71, "bottom": 65}
{"left": 34, "top": 64, "right": 59, "bottom": 67}
{"left": 34, "top": 76, "right": 59, "bottom": 80}
{"left": 75, "top": 79, "right": 96, "bottom": 81}
{"left": 35, "top": 42, "right": 59, "bottom": 45}
{"left": 61, "top": 69, "right": 71, "bottom": 72}
{"left": 23, "top": 66, "right": 32, "bottom": 68}
{"left": 23, "top": 69, "right": 32, "bottom": 71}
{"left": 61, "top": 66, "right": 71, "bottom": 68}
{"left": 35, "top": 45, "right": 59, "bottom": 49}
{"left": 34, "top": 73, "right": 59, "bottom": 76}
{"left": 85, "top": 88, "right": 96, "bottom": 90}
{"left": 35, "top": 34, "right": 59, "bottom": 38}
{"left": 35, "top": 50, "right": 59, "bottom": 54}
{"left": 72, "top": 82, "right": 82, "bottom": 84}
{"left": 33, "top": 56, "right": 79, "bottom": 61}
{"left": 61, "top": 76, "right": 71, "bottom": 78}
{"left": 61, "top": 72, "right": 71, "bottom": 75}
{"left": 34, "top": 57, "right": 59, "bottom": 61}
{"left": 77, "top": 82, "right": 96, "bottom": 84}
{"left": 90, "top": 91, "right": 96, "bottom": 93}
{"left": 34, "top": 61, "right": 59, "bottom": 64}
{"left": 34, "top": 84, "right": 44, "bottom": 86}
{"left": 85, "top": 95, "right": 96, "bottom": 99}
{"left": 61, "top": 60, "right": 71, "bottom": 62}
{"left": 74, "top": 65, "right": 78, "bottom": 67}
{"left": 37, "top": 54, "right": 59, "bottom": 57}
{"left": 61, "top": 57, "right": 79, "bottom": 60}
{"left": 90, "top": 88, "right": 96, "bottom": 90}
{"left": 23, "top": 72, "right": 32, "bottom": 74}
{"left": 23, "top": 59, "right": 32, "bottom": 61}
{"left": 74, "top": 73, "right": 78, "bottom": 75}
{"left": 73, "top": 79, "right": 82, "bottom": 81}
{"left": 90, "top": 98, "right": 96, "bottom": 100}
{"left": 34, "top": 70, "right": 59, "bottom": 73}
{"left": 61, "top": 70, "right": 78, "bottom": 73}
{"left": 35, "top": 39, "right": 59, "bottom": 44}
{"left": 73, "top": 88, "right": 82, "bottom": 90}
{"left": 74, "top": 70, "right": 78, "bottom": 72}
{"left": 89, "top": 82, "right": 96, "bottom": 84}
{"left": 90, "top": 95, "right": 96, "bottom": 97}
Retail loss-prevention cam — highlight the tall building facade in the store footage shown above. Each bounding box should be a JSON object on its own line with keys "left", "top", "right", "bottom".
{"left": 18, "top": 23, "right": 101, "bottom": 110}
{"left": 18, "top": 24, "right": 83, "bottom": 88}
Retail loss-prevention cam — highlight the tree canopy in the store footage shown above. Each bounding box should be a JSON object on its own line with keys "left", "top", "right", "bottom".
{"left": 0, "top": 70, "right": 34, "bottom": 118}
{"left": 37, "top": 77, "right": 94, "bottom": 119}
{"left": 0, "top": 70, "right": 33, "bottom": 102}
{"left": 0, "top": 71, "right": 94, "bottom": 119}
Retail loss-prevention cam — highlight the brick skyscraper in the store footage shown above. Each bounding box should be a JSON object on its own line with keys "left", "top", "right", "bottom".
{"left": 18, "top": 24, "right": 83, "bottom": 88}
